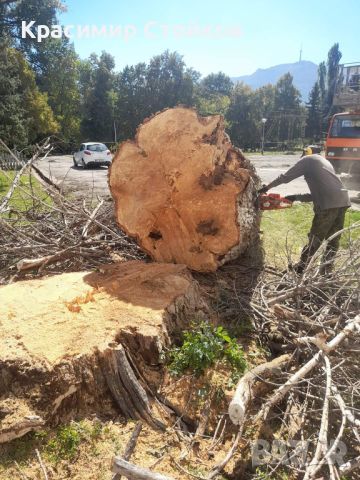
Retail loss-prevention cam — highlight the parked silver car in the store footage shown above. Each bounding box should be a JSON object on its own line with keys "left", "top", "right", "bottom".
{"left": 73, "top": 142, "right": 112, "bottom": 168}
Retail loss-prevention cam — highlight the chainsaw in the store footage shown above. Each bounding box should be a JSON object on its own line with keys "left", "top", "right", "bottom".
{"left": 257, "top": 193, "right": 293, "bottom": 210}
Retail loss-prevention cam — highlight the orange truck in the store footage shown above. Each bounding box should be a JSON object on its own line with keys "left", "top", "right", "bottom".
{"left": 325, "top": 63, "right": 360, "bottom": 174}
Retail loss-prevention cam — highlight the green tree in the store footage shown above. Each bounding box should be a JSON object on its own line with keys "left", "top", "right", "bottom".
{"left": 114, "top": 63, "right": 148, "bottom": 140}
{"left": 226, "top": 83, "right": 277, "bottom": 150}
{"left": 32, "top": 38, "right": 81, "bottom": 144}
{"left": 114, "top": 50, "right": 200, "bottom": 141}
{"left": 145, "top": 50, "right": 199, "bottom": 113}
{"left": 81, "top": 52, "right": 115, "bottom": 142}
{"left": 0, "top": 45, "right": 58, "bottom": 148}
{"left": 0, "top": 42, "right": 27, "bottom": 147}
{"left": 195, "top": 72, "right": 232, "bottom": 116}
{"left": 326, "top": 43, "right": 342, "bottom": 115}
{"left": 307, "top": 44, "right": 343, "bottom": 139}
{"left": 226, "top": 83, "right": 259, "bottom": 148}
{"left": 0, "top": 0, "right": 65, "bottom": 51}
{"left": 273, "top": 73, "right": 302, "bottom": 142}
{"left": 254, "top": 84, "right": 276, "bottom": 118}
{"left": 196, "top": 94, "right": 231, "bottom": 116}
{"left": 318, "top": 61, "right": 327, "bottom": 106}
{"left": 252, "top": 84, "right": 276, "bottom": 146}
{"left": 305, "top": 81, "right": 322, "bottom": 140}
{"left": 199, "top": 72, "right": 233, "bottom": 96}
{"left": 274, "top": 73, "right": 301, "bottom": 111}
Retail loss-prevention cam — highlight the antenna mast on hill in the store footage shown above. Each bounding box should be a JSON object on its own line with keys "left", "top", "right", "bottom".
{"left": 299, "top": 44, "right": 303, "bottom": 62}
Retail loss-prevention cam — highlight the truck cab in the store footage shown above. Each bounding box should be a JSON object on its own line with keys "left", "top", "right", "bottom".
{"left": 326, "top": 63, "right": 360, "bottom": 174}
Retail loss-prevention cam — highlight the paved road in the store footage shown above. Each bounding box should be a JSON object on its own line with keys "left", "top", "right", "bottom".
{"left": 36, "top": 154, "right": 111, "bottom": 197}
{"left": 36, "top": 154, "right": 360, "bottom": 209}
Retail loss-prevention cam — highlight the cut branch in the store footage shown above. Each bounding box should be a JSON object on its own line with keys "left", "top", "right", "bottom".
{"left": 112, "top": 457, "right": 174, "bottom": 480}
{"left": 229, "top": 354, "right": 291, "bottom": 426}
{"left": 0, "top": 138, "right": 51, "bottom": 214}
{"left": 207, "top": 425, "right": 243, "bottom": 479}
{"left": 113, "top": 421, "right": 143, "bottom": 480}
{"left": 256, "top": 315, "right": 360, "bottom": 422}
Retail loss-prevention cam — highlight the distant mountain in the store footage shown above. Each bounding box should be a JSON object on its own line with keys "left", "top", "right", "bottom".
{"left": 231, "top": 60, "right": 318, "bottom": 101}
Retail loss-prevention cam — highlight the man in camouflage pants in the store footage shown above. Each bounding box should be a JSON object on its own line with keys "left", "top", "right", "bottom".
{"left": 259, "top": 150, "right": 351, "bottom": 274}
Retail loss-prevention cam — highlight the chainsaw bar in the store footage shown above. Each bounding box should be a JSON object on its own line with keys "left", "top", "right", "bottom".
{"left": 258, "top": 193, "right": 293, "bottom": 210}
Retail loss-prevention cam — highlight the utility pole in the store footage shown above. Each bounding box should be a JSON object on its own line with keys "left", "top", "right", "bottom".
{"left": 114, "top": 120, "right": 117, "bottom": 143}
{"left": 261, "top": 118, "right": 267, "bottom": 155}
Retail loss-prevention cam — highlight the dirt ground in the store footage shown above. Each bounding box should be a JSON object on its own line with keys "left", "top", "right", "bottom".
{"left": 0, "top": 416, "right": 246, "bottom": 480}
{"left": 35, "top": 153, "right": 360, "bottom": 210}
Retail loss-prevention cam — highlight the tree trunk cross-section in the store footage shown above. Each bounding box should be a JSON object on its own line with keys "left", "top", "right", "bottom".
{"left": 109, "top": 107, "right": 259, "bottom": 272}
{"left": 0, "top": 261, "right": 206, "bottom": 443}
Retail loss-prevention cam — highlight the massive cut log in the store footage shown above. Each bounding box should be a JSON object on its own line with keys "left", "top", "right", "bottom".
{"left": 109, "top": 107, "right": 259, "bottom": 272}
{"left": 0, "top": 261, "right": 206, "bottom": 443}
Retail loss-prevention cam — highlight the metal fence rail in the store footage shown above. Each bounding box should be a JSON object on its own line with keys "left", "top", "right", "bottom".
{"left": 0, "top": 151, "right": 27, "bottom": 171}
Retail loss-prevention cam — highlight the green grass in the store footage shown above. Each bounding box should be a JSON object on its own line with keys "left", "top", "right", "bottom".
{"left": 0, "top": 420, "right": 104, "bottom": 470}
{"left": 46, "top": 424, "right": 82, "bottom": 462}
{"left": 261, "top": 204, "right": 360, "bottom": 268}
{"left": 0, "top": 170, "right": 52, "bottom": 214}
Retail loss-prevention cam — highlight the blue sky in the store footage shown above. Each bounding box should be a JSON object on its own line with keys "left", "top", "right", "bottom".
{"left": 59, "top": 0, "right": 360, "bottom": 77}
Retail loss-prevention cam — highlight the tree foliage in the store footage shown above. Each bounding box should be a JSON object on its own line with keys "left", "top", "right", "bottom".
{"left": 0, "top": 44, "right": 58, "bottom": 148}
{"left": 326, "top": 43, "right": 342, "bottom": 115}
{"left": 306, "top": 43, "right": 343, "bottom": 139}
{"left": 195, "top": 72, "right": 232, "bottom": 116}
{"left": 33, "top": 38, "right": 81, "bottom": 143}
{"left": 305, "top": 81, "right": 322, "bottom": 140}
{"left": 0, "top": 0, "right": 65, "bottom": 52}
{"left": 274, "top": 73, "right": 301, "bottom": 112}
{"left": 114, "top": 50, "right": 200, "bottom": 141}
{"left": 272, "top": 73, "right": 303, "bottom": 142}
{"left": 199, "top": 72, "right": 233, "bottom": 96}
{"left": 81, "top": 52, "right": 116, "bottom": 142}
{"left": 226, "top": 83, "right": 259, "bottom": 148}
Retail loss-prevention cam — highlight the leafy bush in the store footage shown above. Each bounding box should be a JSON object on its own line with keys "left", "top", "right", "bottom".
{"left": 46, "top": 424, "right": 81, "bottom": 462}
{"left": 168, "top": 321, "right": 246, "bottom": 376}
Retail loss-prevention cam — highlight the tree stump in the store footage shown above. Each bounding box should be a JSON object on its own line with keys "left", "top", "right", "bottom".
{"left": 0, "top": 261, "right": 206, "bottom": 443}
{"left": 109, "top": 107, "right": 259, "bottom": 272}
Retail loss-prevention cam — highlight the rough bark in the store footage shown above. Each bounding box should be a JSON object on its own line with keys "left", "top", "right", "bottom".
{"left": 109, "top": 107, "right": 259, "bottom": 272}
{"left": 0, "top": 261, "right": 206, "bottom": 443}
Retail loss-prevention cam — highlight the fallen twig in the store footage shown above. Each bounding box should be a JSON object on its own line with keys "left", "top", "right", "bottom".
{"left": 35, "top": 448, "right": 49, "bottom": 480}
{"left": 207, "top": 424, "right": 243, "bottom": 479}
{"left": 113, "top": 421, "right": 143, "bottom": 480}
{"left": 339, "top": 454, "right": 360, "bottom": 475}
{"left": 13, "top": 461, "right": 29, "bottom": 480}
{"left": 303, "top": 355, "right": 332, "bottom": 480}
{"left": 112, "top": 457, "right": 174, "bottom": 480}
{"left": 82, "top": 198, "right": 104, "bottom": 238}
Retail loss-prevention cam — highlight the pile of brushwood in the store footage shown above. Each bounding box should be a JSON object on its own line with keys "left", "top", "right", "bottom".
{"left": 0, "top": 138, "right": 145, "bottom": 285}
{"left": 240, "top": 235, "right": 360, "bottom": 479}
{"left": 0, "top": 137, "right": 359, "bottom": 480}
